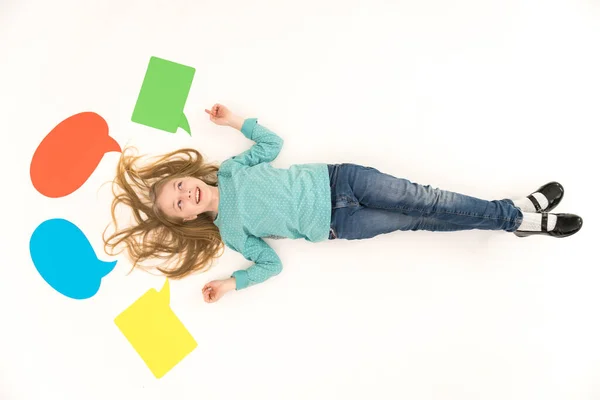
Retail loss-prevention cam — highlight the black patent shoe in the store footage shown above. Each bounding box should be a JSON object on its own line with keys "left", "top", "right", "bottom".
{"left": 514, "top": 213, "right": 583, "bottom": 238}
{"left": 527, "top": 182, "right": 564, "bottom": 212}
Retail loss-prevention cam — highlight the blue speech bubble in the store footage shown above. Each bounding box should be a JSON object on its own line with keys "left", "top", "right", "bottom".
{"left": 29, "top": 218, "right": 117, "bottom": 299}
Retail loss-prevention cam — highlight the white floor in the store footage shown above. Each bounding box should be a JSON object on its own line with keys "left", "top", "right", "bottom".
{"left": 1, "top": 0, "right": 599, "bottom": 399}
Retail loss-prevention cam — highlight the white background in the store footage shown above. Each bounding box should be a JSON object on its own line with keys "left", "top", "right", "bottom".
{"left": 1, "top": 0, "right": 599, "bottom": 399}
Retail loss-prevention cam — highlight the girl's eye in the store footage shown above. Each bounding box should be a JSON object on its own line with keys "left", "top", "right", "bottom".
{"left": 178, "top": 200, "right": 182, "bottom": 210}
{"left": 178, "top": 182, "right": 182, "bottom": 190}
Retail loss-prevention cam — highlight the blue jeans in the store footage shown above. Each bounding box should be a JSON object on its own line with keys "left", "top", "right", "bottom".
{"left": 326, "top": 163, "right": 524, "bottom": 240}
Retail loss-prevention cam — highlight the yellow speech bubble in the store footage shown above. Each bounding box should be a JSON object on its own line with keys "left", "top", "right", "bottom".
{"left": 114, "top": 279, "right": 197, "bottom": 378}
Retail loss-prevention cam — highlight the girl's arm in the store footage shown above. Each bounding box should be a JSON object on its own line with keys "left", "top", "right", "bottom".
{"left": 230, "top": 118, "right": 283, "bottom": 167}
{"left": 226, "top": 114, "right": 244, "bottom": 131}
{"left": 202, "top": 235, "right": 283, "bottom": 303}
{"left": 231, "top": 235, "right": 283, "bottom": 290}
{"left": 205, "top": 103, "right": 284, "bottom": 167}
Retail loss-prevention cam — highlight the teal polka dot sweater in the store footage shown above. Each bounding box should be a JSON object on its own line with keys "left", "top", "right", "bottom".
{"left": 213, "top": 118, "right": 332, "bottom": 291}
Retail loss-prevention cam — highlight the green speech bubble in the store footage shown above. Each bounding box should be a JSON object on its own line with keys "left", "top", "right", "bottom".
{"left": 131, "top": 56, "right": 195, "bottom": 135}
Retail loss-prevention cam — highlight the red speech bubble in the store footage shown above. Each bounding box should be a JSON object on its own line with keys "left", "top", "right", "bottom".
{"left": 30, "top": 112, "right": 121, "bottom": 198}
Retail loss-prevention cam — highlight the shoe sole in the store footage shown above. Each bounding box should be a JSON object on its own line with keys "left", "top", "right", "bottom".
{"left": 514, "top": 226, "right": 582, "bottom": 238}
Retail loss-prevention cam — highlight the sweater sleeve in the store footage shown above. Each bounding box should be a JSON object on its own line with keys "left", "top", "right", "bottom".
{"left": 229, "top": 118, "right": 284, "bottom": 167}
{"left": 231, "top": 234, "right": 283, "bottom": 290}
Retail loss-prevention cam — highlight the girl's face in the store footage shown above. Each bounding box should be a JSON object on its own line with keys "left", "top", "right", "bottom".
{"left": 155, "top": 176, "right": 214, "bottom": 221}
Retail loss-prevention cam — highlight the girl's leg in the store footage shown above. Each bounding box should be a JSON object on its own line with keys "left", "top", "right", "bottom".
{"left": 329, "top": 206, "right": 493, "bottom": 240}
{"left": 331, "top": 163, "right": 523, "bottom": 233}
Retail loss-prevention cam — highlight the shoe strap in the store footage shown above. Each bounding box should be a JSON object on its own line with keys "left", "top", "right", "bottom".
{"left": 542, "top": 212, "right": 548, "bottom": 231}
{"left": 528, "top": 194, "right": 542, "bottom": 212}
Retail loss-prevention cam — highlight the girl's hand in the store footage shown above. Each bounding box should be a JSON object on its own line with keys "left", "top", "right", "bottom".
{"left": 202, "top": 277, "right": 236, "bottom": 303}
{"left": 204, "top": 103, "right": 232, "bottom": 126}
{"left": 204, "top": 103, "right": 244, "bottom": 130}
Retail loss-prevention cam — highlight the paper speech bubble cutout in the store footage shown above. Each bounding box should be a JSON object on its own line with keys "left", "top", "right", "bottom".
{"left": 30, "top": 111, "right": 121, "bottom": 198}
{"left": 131, "top": 56, "right": 196, "bottom": 135}
{"left": 114, "top": 279, "right": 198, "bottom": 378}
{"left": 29, "top": 218, "right": 117, "bottom": 299}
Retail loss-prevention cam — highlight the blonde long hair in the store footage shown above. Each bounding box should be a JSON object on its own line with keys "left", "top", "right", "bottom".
{"left": 103, "top": 146, "right": 225, "bottom": 279}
